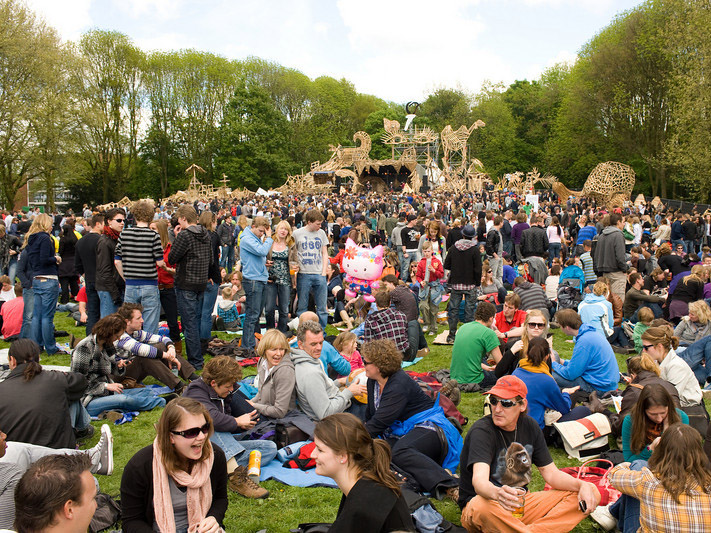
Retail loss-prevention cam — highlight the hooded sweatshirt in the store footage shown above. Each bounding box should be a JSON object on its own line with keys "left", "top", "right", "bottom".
{"left": 251, "top": 352, "right": 297, "bottom": 419}
{"left": 552, "top": 323, "right": 619, "bottom": 392}
{"left": 444, "top": 239, "right": 482, "bottom": 286}
{"left": 167, "top": 224, "right": 212, "bottom": 292}
{"left": 593, "top": 225, "right": 628, "bottom": 274}
{"left": 291, "top": 347, "right": 353, "bottom": 421}
{"left": 578, "top": 293, "right": 614, "bottom": 337}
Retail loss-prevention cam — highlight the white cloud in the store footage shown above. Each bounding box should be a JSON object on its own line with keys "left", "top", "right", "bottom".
{"left": 26, "top": 0, "right": 93, "bottom": 41}
{"left": 111, "top": 0, "right": 185, "bottom": 19}
{"left": 525, "top": 49, "right": 577, "bottom": 81}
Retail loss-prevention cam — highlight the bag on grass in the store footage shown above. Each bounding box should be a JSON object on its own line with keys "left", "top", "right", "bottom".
{"left": 553, "top": 413, "right": 611, "bottom": 460}
{"left": 544, "top": 459, "right": 621, "bottom": 506}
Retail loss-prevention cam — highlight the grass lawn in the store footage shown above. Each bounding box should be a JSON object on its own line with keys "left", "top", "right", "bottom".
{"left": 2, "top": 309, "right": 633, "bottom": 532}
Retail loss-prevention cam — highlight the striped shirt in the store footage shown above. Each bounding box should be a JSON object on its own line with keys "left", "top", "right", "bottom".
{"left": 114, "top": 226, "right": 163, "bottom": 281}
{"left": 116, "top": 330, "right": 173, "bottom": 359}
{"left": 579, "top": 251, "right": 596, "bottom": 283}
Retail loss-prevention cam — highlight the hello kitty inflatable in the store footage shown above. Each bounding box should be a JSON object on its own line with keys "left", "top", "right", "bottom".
{"left": 342, "top": 238, "right": 384, "bottom": 302}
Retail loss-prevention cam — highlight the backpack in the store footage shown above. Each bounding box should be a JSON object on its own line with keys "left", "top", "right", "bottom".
{"left": 556, "top": 279, "right": 583, "bottom": 311}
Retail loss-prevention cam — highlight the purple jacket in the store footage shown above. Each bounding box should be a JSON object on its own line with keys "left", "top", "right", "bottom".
{"left": 511, "top": 222, "right": 530, "bottom": 245}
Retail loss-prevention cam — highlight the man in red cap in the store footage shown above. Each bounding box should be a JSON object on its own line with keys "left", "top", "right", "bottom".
{"left": 458, "top": 375, "right": 600, "bottom": 532}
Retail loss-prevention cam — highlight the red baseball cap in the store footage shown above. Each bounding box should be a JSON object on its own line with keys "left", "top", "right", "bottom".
{"left": 485, "top": 375, "right": 528, "bottom": 400}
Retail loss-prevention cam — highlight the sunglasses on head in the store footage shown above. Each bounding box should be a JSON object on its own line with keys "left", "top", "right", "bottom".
{"left": 171, "top": 422, "right": 210, "bottom": 439}
{"left": 528, "top": 322, "right": 545, "bottom": 329}
{"left": 489, "top": 397, "right": 521, "bottom": 408}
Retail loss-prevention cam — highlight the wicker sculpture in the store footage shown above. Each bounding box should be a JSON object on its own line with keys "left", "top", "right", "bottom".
{"left": 552, "top": 161, "right": 635, "bottom": 208}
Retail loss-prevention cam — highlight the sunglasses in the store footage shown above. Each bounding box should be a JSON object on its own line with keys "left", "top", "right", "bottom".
{"left": 489, "top": 397, "right": 521, "bottom": 408}
{"left": 171, "top": 422, "right": 210, "bottom": 439}
{"left": 528, "top": 322, "right": 546, "bottom": 329}
{"left": 362, "top": 359, "right": 373, "bottom": 366}
{"left": 642, "top": 344, "right": 655, "bottom": 352}
{"left": 113, "top": 218, "right": 125, "bottom": 223}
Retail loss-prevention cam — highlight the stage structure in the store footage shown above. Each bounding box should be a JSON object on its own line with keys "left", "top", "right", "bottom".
{"left": 279, "top": 103, "right": 490, "bottom": 195}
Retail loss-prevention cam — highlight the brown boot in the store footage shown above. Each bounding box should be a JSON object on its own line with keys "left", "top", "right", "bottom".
{"left": 228, "top": 466, "right": 269, "bottom": 499}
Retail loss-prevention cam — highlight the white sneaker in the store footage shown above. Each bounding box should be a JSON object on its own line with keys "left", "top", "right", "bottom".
{"left": 590, "top": 504, "right": 618, "bottom": 532}
{"left": 89, "top": 424, "right": 114, "bottom": 476}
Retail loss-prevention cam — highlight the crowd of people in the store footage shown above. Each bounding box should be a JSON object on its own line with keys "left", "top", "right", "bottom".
{"left": 0, "top": 188, "right": 711, "bottom": 532}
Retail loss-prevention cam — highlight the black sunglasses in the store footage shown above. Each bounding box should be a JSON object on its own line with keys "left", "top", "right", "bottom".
{"left": 642, "top": 344, "right": 654, "bottom": 351}
{"left": 362, "top": 359, "right": 373, "bottom": 366}
{"left": 528, "top": 322, "right": 546, "bottom": 329}
{"left": 489, "top": 397, "right": 521, "bottom": 408}
{"left": 113, "top": 218, "right": 125, "bottom": 223}
{"left": 171, "top": 422, "right": 210, "bottom": 439}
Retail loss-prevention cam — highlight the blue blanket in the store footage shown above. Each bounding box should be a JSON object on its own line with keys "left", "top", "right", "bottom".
{"left": 259, "top": 461, "right": 337, "bottom": 488}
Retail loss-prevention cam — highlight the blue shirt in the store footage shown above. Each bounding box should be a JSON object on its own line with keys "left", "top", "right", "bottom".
{"left": 239, "top": 227, "right": 273, "bottom": 282}
{"left": 552, "top": 324, "right": 619, "bottom": 392}
{"left": 503, "top": 265, "right": 517, "bottom": 285}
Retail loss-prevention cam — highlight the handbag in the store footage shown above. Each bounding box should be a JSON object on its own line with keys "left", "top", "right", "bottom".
{"left": 553, "top": 413, "right": 611, "bottom": 460}
{"left": 544, "top": 459, "right": 621, "bottom": 506}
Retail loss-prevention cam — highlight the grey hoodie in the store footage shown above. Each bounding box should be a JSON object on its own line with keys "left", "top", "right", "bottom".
{"left": 291, "top": 347, "right": 352, "bottom": 421}
{"left": 593, "top": 225, "right": 628, "bottom": 274}
{"left": 251, "top": 352, "right": 297, "bottom": 419}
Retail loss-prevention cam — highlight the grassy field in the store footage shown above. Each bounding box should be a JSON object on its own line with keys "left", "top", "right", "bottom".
{"left": 2, "top": 310, "right": 630, "bottom": 532}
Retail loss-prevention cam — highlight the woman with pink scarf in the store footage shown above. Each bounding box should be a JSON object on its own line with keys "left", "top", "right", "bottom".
{"left": 120, "top": 397, "right": 228, "bottom": 532}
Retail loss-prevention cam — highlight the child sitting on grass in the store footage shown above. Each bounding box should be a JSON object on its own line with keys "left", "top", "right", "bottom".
{"left": 332, "top": 331, "right": 363, "bottom": 373}
{"left": 633, "top": 306, "right": 655, "bottom": 353}
{"left": 217, "top": 286, "right": 242, "bottom": 331}
{"left": 545, "top": 264, "right": 561, "bottom": 301}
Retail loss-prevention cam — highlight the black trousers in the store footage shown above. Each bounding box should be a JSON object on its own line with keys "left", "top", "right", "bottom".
{"left": 388, "top": 427, "right": 457, "bottom": 494}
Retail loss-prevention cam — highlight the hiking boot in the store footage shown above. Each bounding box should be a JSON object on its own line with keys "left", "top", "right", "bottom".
{"left": 75, "top": 424, "right": 95, "bottom": 442}
{"left": 586, "top": 391, "right": 607, "bottom": 415}
{"left": 440, "top": 379, "right": 460, "bottom": 406}
{"left": 228, "top": 466, "right": 269, "bottom": 499}
{"left": 445, "top": 486, "right": 459, "bottom": 503}
{"left": 89, "top": 424, "right": 114, "bottom": 476}
{"left": 445, "top": 336, "right": 455, "bottom": 345}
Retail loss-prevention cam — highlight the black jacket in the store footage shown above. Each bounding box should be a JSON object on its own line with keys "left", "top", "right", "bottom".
{"left": 520, "top": 225, "right": 549, "bottom": 258}
{"left": 120, "top": 444, "right": 227, "bottom": 533}
{"left": 95, "top": 234, "right": 124, "bottom": 301}
{"left": 74, "top": 231, "right": 101, "bottom": 283}
{"left": 444, "top": 240, "right": 481, "bottom": 286}
{"left": 0, "top": 364, "right": 87, "bottom": 449}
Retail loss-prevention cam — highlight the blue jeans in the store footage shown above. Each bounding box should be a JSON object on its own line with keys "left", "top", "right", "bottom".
{"left": 552, "top": 372, "right": 602, "bottom": 394}
{"left": 630, "top": 302, "right": 663, "bottom": 322}
{"left": 677, "top": 336, "right": 711, "bottom": 385}
{"left": 124, "top": 283, "right": 161, "bottom": 334}
{"left": 265, "top": 282, "right": 290, "bottom": 332}
{"left": 200, "top": 281, "right": 219, "bottom": 340}
{"left": 608, "top": 326, "right": 630, "bottom": 347}
{"left": 447, "top": 288, "right": 476, "bottom": 337}
{"left": 610, "top": 460, "right": 646, "bottom": 533}
{"left": 176, "top": 288, "right": 205, "bottom": 369}
{"left": 684, "top": 239, "right": 695, "bottom": 254}
{"left": 242, "top": 279, "right": 266, "bottom": 350}
{"left": 97, "top": 290, "right": 118, "bottom": 318}
{"left": 6, "top": 255, "right": 17, "bottom": 283}
{"left": 85, "top": 282, "right": 101, "bottom": 336}
{"left": 19, "top": 287, "right": 33, "bottom": 339}
{"left": 296, "top": 273, "right": 328, "bottom": 328}
{"left": 86, "top": 388, "right": 166, "bottom": 416}
{"left": 220, "top": 245, "right": 234, "bottom": 273}
{"left": 69, "top": 400, "right": 91, "bottom": 430}
{"left": 32, "top": 278, "right": 59, "bottom": 353}
{"left": 548, "top": 243, "right": 561, "bottom": 267}
{"left": 210, "top": 431, "right": 277, "bottom": 467}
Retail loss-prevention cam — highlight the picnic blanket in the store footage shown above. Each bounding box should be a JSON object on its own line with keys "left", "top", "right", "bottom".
{"left": 402, "top": 357, "right": 423, "bottom": 368}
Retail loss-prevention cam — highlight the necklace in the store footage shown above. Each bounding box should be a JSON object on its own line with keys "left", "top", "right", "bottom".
{"left": 497, "top": 421, "right": 519, "bottom": 448}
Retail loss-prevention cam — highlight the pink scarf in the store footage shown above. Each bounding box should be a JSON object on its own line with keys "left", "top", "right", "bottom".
{"left": 152, "top": 437, "right": 214, "bottom": 533}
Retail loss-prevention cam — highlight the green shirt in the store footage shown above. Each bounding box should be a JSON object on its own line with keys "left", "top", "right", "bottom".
{"left": 633, "top": 323, "right": 650, "bottom": 354}
{"left": 450, "top": 321, "right": 500, "bottom": 384}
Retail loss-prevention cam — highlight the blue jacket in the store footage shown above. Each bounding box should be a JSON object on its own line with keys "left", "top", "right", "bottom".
{"left": 16, "top": 249, "right": 33, "bottom": 289}
{"left": 239, "top": 227, "right": 272, "bottom": 282}
{"left": 25, "top": 232, "right": 58, "bottom": 277}
{"left": 552, "top": 323, "right": 619, "bottom": 392}
{"left": 512, "top": 368, "right": 572, "bottom": 429}
{"left": 578, "top": 294, "right": 614, "bottom": 336}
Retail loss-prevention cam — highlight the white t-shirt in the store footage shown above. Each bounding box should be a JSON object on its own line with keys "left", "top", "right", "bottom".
{"left": 292, "top": 227, "right": 328, "bottom": 275}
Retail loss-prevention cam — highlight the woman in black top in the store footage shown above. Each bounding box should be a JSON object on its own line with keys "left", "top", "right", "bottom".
{"left": 656, "top": 243, "right": 685, "bottom": 277}
{"left": 667, "top": 266, "right": 706, "bottom": 321}
{"left": 311, "top": 413, "right": 414, "bottom": 533}
{"left": 362, "top": 339, "right": 461, "bottom": 501}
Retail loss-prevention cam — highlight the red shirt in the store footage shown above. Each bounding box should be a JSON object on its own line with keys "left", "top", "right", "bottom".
{"left": 76, "top": 285, "right": 87, "bottom": 303}
{"left": 157, "top": 243, "right": 176, "bottom": 286}
{"left": 494, "top": 309, "right": 527, "bottom": 334}
{"left": 1, "top": 297, "right": 23, "bottom": 338}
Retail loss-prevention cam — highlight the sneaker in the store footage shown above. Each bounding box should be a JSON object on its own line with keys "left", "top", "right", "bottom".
{"left": 445, "top": 337, "right": 455, "bottom": 345}
{"left": 89, "top": 424, "right": 114, "bottom": 476}
{"left": 228, "top": 466, "right": 269, "bottom": 499}
{"left": 590, "top": 504, "right": 618, "bottom": 531}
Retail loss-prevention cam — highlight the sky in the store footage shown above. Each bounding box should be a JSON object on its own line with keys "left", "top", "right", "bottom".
{"left": 27, "top": 0, "right": 643, "bottom": 103}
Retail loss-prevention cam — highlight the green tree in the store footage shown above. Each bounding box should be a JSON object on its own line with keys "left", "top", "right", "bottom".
{"left": 215, "top": 83, "right": 291, "bottom": 190}
{"left": 0, "top": 0, "right": 65, "bottom": 209}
